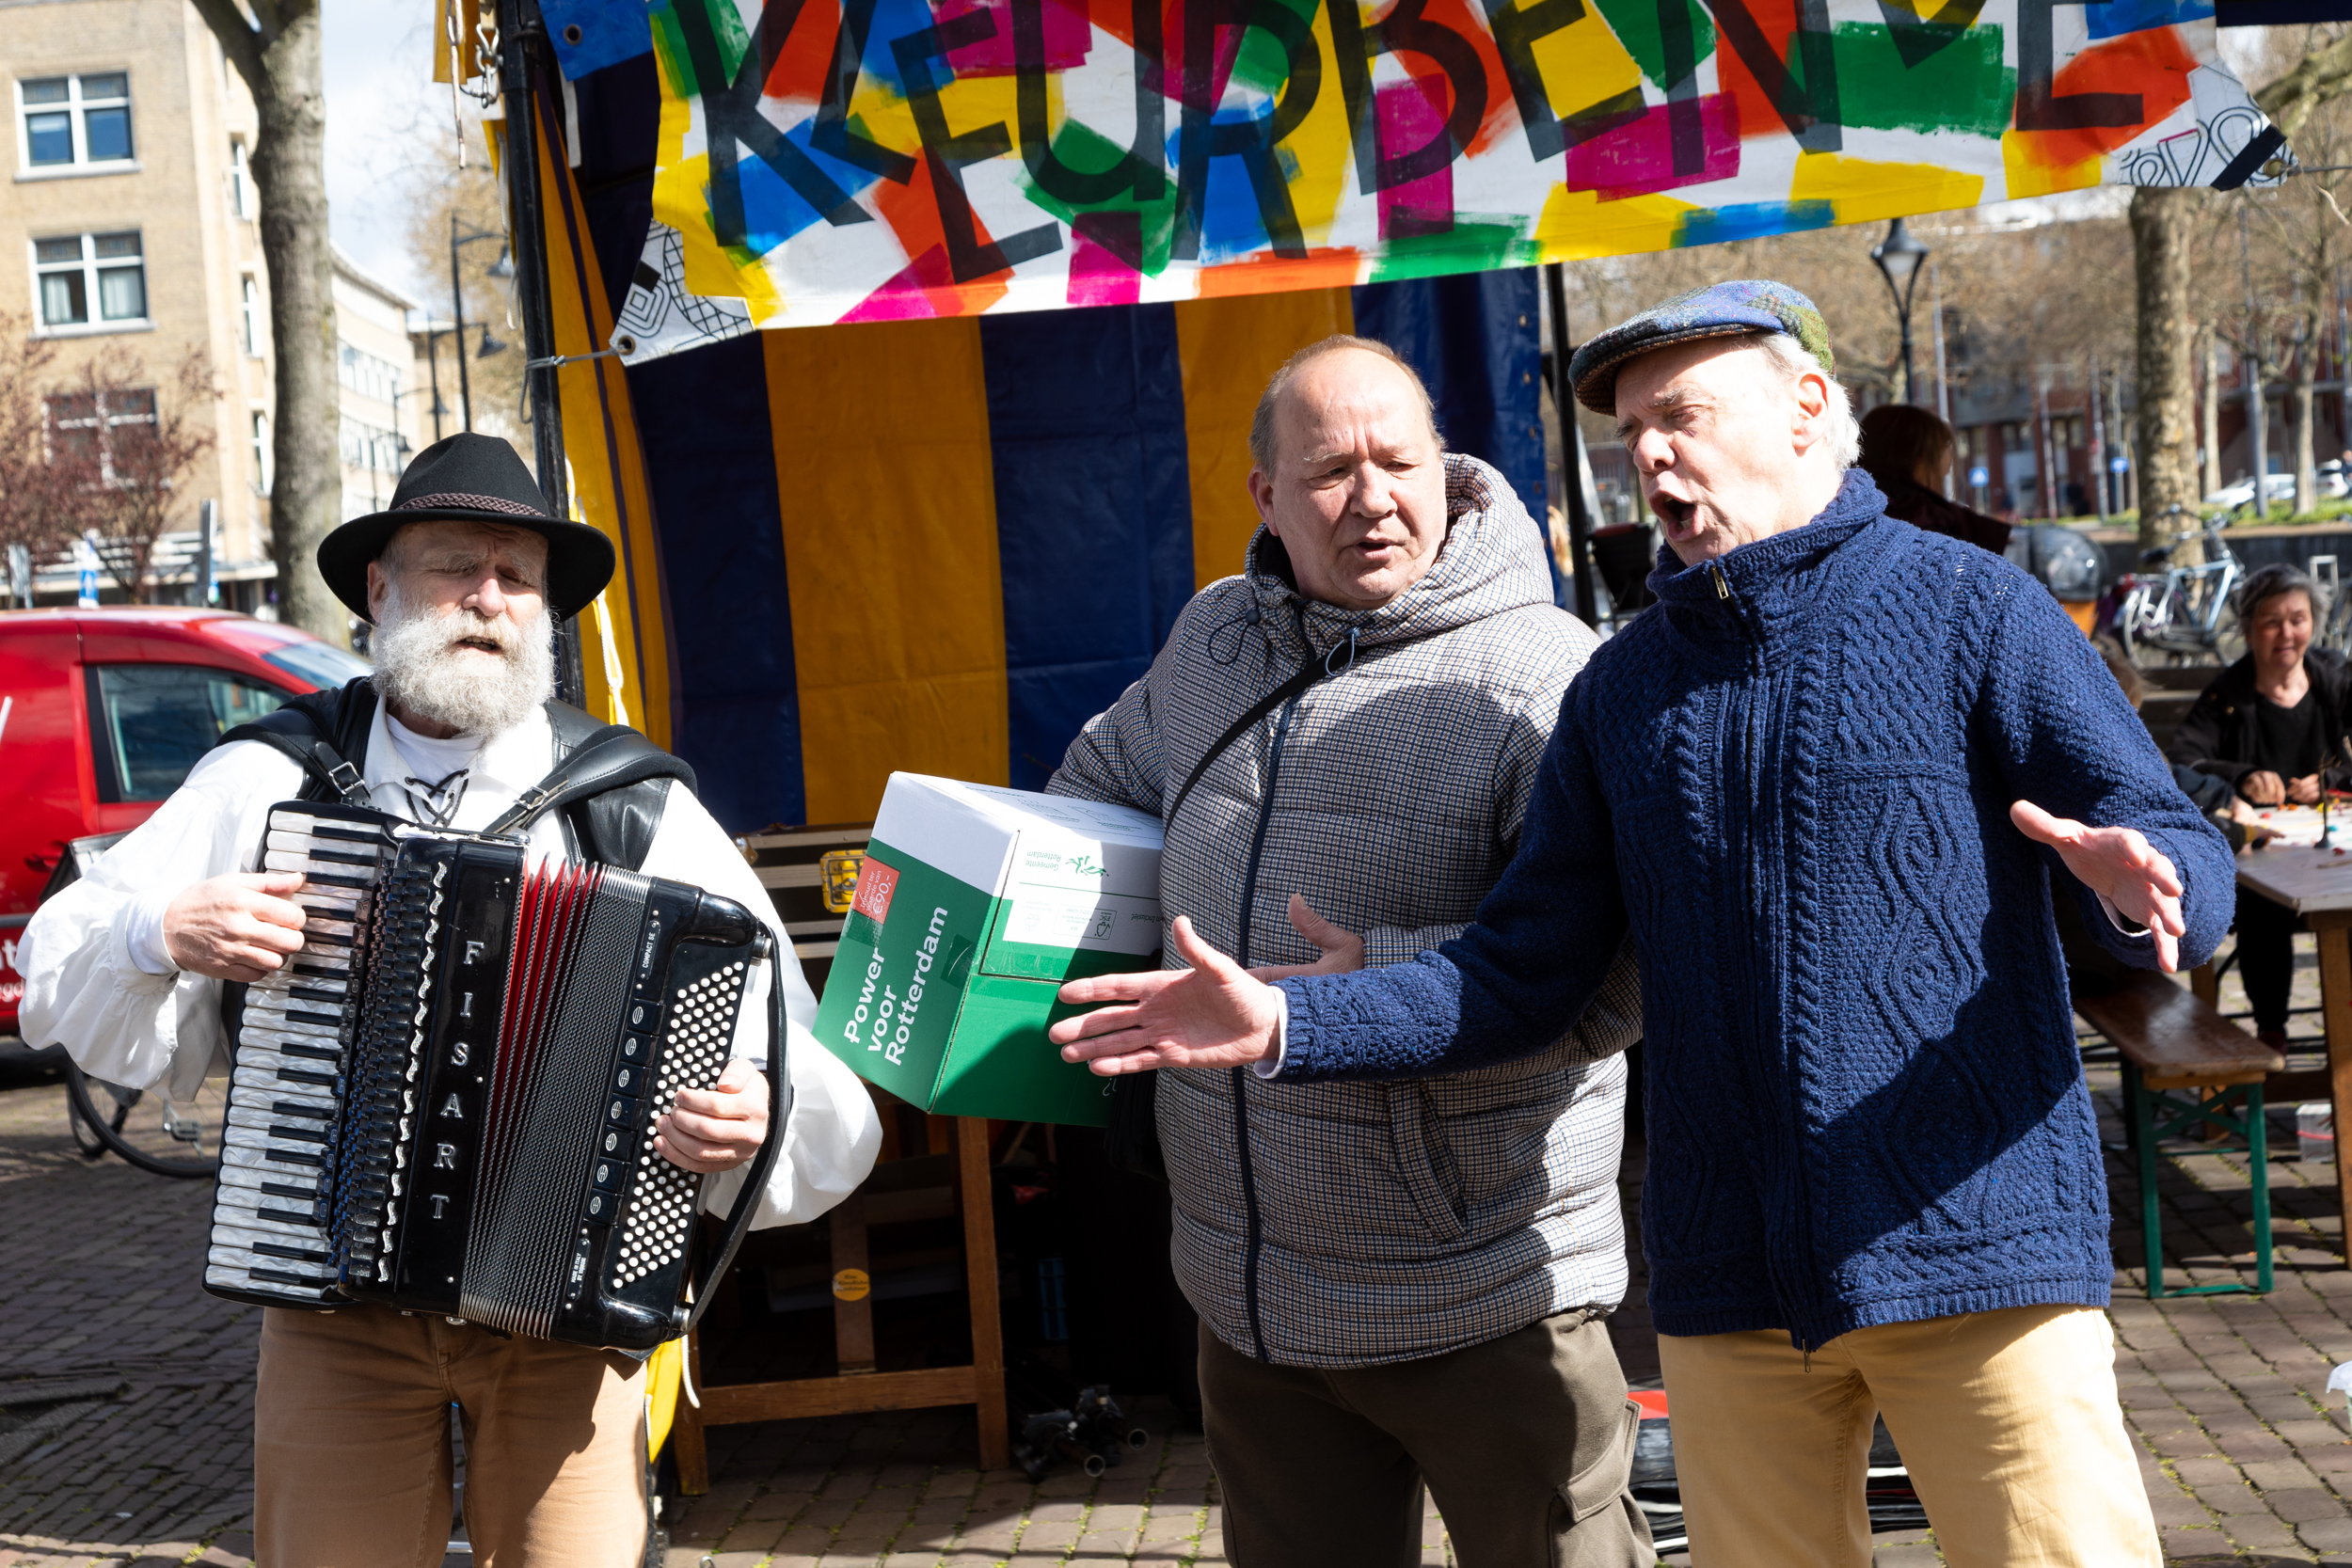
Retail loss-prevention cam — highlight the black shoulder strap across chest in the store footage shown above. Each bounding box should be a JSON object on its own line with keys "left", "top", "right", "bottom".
{"left": 1162, "top": 626, "right": 1439, "bottom": 829}
{"left": 216, "top": 682, "right": 697, "bottom": 873}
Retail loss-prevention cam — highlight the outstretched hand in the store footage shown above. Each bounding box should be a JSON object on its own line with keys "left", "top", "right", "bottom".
{"left": 2010, "top": 800, "right": 2186, "bottom": 972}
{"left": 1051, "top": 915, "right": 1282, "bottom": 1075}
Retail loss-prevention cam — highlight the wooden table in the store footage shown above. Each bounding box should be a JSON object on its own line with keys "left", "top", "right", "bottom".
{"left": 2231, "top": 845, "right": 2352, "bottom": 1251}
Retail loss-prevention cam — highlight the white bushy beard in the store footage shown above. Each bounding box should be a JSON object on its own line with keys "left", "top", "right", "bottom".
{"left": 370, "top": 578, "right": 554, "bottom": 739}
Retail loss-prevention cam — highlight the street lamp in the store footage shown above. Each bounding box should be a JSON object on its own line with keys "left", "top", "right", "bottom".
{"left": 1871, "top": 217, "right": 1931, "bottom": 405}
{"left": 450, "top": 216, "right": 512, "bottom": 433}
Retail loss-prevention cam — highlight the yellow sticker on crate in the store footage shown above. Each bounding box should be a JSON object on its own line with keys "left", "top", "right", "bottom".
{"left": 832, "top": 1268, "right": 872, "bottom": 1302}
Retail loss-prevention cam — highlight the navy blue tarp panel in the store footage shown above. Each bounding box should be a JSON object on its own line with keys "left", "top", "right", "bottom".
{"left": 628, "top": 332, "right": 807, "bottom": 832}
{"left": 981, "top": 303, "right": 1197, "bottom": 791}
{"left": 1353, "top": 270, "right": 1556, "bottom": 603}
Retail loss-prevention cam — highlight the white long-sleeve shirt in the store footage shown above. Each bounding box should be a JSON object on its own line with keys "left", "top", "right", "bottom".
{"left": 20, "top": 698, "right": 880, "bottom": 1228}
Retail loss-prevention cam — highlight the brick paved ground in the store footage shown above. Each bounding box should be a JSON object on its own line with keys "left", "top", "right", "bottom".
{"left": 10, "top": 931, "right": 2352, "bottom": 1567}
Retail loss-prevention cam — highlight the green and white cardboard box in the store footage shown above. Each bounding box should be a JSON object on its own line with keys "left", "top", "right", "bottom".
{"left": 813, "top": 772, "right": 1165, "bottom": 1127}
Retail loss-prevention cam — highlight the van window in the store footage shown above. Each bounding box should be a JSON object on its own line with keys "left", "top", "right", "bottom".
{"left": 89, "top": 664, "right": 291, "bottom": 802}
{"left": 261, "top": 639, "right": 370, "bottom": 690}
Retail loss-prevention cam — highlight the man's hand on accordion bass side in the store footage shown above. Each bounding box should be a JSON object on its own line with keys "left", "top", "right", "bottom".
{"left": 163, "top": 872, "right": 309, "bottom": 983}
{"left": 655, "top": 1057, "right": 770, "bottom": 1174}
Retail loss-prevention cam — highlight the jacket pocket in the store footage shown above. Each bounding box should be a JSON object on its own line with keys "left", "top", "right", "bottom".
{"left": 1390, "top": 1083, "right": 1469, "bottom": 1242}
{"left": 1558, "top": 1399, "right": 1640, "bottom": 1524}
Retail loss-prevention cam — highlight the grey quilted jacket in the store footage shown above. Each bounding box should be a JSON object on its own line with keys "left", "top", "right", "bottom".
{"left": 1047, "top": 454, "right": 1642, "bottom": 1368}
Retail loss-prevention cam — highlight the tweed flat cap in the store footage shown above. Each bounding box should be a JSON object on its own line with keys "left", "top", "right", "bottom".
{"left": 1567, "top": 279, "right": 1835, "bottom": 415}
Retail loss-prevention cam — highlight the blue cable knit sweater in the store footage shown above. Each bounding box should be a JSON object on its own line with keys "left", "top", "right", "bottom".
{"left": 1278, "top": 471, "right": 2235, "bottom": 1349}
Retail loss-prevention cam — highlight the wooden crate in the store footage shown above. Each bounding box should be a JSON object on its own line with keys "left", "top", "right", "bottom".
{"left": 678, "top": 824, "right": 1009, "bottom": 1481}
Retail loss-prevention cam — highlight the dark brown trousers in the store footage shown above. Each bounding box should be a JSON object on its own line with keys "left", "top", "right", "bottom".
{"left": 1197, "top": 1309, "right": 1652, "bottom": 1568}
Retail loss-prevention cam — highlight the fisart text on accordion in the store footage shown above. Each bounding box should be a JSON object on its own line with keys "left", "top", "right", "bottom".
{"left": 208, "top": 801, "right": 771, "bottom": 1350}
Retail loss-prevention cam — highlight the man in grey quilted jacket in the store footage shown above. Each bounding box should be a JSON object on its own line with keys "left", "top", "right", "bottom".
{"left": 1046, "top": 337, "right": 1648, "bottom": 1568}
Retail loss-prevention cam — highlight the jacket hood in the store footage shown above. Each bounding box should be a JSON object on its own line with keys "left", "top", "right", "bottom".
{"left": 1646, "top": 467, "right": 1891, "bottom": 651}
{"left": 1242, "top": 453, "right": 1557, "bottom": 659}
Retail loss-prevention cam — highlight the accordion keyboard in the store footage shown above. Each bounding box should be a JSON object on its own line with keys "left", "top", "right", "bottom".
{"left": 206, "top": 809, "right": 396, "bottom": 1307}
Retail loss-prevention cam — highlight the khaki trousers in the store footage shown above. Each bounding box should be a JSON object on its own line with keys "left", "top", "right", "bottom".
{"left": 255, "top": 1307, "right": 646, "bottom": 1568}
{"left": 1656, "top": 1305, "right": 2158, "bottom": 1568}
{"left": 1198, "top": 1311, "right": 1653, "bottom": 1568}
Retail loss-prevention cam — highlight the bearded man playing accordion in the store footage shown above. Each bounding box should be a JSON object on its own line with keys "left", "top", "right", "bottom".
{"left": 22, "top": 433, "right": 882, "bottom": 1568}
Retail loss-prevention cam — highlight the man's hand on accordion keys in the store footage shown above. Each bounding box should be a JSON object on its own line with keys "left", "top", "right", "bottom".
{"left": 163, "top": 871, "right": 310, "bottom": 983}
{"left": 653, "top": 1056, "right": 771, "bottom": 1173}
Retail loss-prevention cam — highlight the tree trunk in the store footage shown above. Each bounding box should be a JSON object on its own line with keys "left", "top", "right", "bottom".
{"left": 2132, "top": 187, "right": 2200, "bottom": 546}
{"left": 246, "top": 9, "right": 344, "bottom": 646}
{"left": 2296, "top": 320, "right": 2319, "bottom": 517}
{"left": 2200, "top": 322, "right": 2222, "bottom": 500}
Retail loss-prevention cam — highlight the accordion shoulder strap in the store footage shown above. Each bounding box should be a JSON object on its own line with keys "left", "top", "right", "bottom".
{"left": 218, "top": 678, "right": 377, "bottom": 807}
{"left": 483, "top": 726, "right": 697, "bottom": 840}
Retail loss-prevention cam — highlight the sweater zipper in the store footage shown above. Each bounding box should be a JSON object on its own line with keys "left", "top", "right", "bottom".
{"left": 1228, "top": 685, "right": 1305, "bottom": 1364}
{"left": 1721, "top": 569, "right": 1821, "bottom": 1346}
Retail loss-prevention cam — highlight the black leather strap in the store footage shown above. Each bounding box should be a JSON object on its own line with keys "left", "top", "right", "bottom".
{"left": 482, "top": 726, "right": 694, "bottom": 838}
{"left": 215, "top": 687, "right": 691, "bottom": 873}
{"left": 219, "top": 679, "right": 379, "bottom": 807}
{"left": 1162, "top": 628, "right": 1438, "bottom": 829}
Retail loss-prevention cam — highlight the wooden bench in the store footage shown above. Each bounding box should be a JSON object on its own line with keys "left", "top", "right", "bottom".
{"left": 2074, "top": 969, "right": 2285, "bottom": 1298}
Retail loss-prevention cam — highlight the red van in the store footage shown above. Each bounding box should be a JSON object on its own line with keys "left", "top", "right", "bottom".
{"left": 0, "top": 610, "right": 369, "bottom": 1043}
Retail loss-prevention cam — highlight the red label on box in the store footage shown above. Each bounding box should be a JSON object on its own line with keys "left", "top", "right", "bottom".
{"left": 850, "top": 856, "right": 898, "bottom": 924}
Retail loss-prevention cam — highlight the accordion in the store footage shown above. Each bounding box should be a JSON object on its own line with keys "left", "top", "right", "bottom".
{"left": 207, "top": 800, "right": 785, "bottom": 1351}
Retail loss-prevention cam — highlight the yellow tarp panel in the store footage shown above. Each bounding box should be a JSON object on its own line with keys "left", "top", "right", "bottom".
{"left": 534, "top": 95, "right": 677, "bottom": 748}
{"left": 764, "top": 319, "right": 1010, "bottom": 822}
{"left": 1173, "top": 290, "right": 1354, "bottom": 592}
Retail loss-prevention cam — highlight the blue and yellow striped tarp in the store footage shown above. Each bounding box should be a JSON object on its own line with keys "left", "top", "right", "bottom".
{"left": 535, "top": 71, "right": 1548, "bottom": 832}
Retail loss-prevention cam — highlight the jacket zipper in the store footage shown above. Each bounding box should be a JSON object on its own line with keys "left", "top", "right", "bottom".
{"left": 1227, "top": 682, "right": 1306, "bottom": 1365}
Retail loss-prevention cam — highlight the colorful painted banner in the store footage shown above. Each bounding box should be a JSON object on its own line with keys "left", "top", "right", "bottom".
{"left": 611, "top": 0, "right": 2283, "bottom": 357}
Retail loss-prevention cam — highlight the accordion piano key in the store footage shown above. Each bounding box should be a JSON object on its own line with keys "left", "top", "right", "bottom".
{"left": 215, "top": 1162, "right": 323, "bottom": 1197}
{"left": 212, "top": 1187, "right": 335, "bottom": 1234}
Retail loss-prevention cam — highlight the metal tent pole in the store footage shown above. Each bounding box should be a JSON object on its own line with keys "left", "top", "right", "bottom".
{"left": 1544, "top": 262, "right": 1599, "bottom": 627}
{"left": 496, "top": 0, "right": 586, "bottom": 708}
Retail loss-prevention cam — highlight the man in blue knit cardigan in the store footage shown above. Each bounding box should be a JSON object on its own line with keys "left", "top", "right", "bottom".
{"left": 1048, "top": 281, "right": 2234, "bottom": 1567}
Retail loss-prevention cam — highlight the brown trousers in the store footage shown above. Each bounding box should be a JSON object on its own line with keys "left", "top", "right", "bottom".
{"left": 1197, "top": 1310, "right": 1652, "bottom": 1568}
{"left": 254, "top": 1307, "right": 646, "bottom": 1568}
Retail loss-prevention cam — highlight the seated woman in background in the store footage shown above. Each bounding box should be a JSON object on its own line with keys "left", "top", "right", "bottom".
{"left": 1856, "top": 404, "right": 2010, "bottom": 554}
{"left": 2169, "top": 562, "right": 2352, "bottom": 1046}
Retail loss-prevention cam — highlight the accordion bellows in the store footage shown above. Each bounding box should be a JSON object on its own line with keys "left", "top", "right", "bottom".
{"left": 209, "top": 802, "right": 768, "bottom": 1350}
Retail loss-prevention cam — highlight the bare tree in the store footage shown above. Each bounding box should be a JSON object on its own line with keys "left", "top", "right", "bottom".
{"left": 0, "top": 315, "right": 86, "bottom": 561}
{"left": 183, "top": 0, "right": 342, "bottom": 643}
{"left": 47, "top": 349, "right": 217, "bottom": 602}
{"left": 404, "top": 118, "right": 527, "bottom": 442}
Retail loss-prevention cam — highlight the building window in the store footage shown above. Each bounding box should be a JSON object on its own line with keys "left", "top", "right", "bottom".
{"left": 251, "top": 411, "right": 270, "bottom": 495}
{"left": 340, "top": 416, "right": 405, "bottom": 476}
{"left": 45, "top": 386, "right": 155, "bottom": 483}
{"left": 337, "top": 340, "right": 402, "bottom": 405}
{"left": 33, "top": 231, "right": 146, "bottom": 330}
{"left": 242, "top": 276, "right": 262, "bottom": 356}
{"left": 229, "top": 137, "right": 252, "bottom": 218}
{"left": 18, "top": 73, "right": 133, "bottom": 171}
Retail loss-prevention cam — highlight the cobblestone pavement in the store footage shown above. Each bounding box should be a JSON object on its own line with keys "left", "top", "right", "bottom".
{"left": 10, "top": 933, "right": 2352, "bottom": 1567}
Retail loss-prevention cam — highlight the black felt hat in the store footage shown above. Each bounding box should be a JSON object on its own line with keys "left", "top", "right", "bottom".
{"left": 317, "top": 433, "right": 614, "bottom": 623}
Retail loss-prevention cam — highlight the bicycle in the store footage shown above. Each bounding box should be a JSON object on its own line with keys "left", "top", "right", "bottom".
{"left": 2116, "top": 508, "right": 2249, "bottom": 667}
{"left": 61, "top": 1053, "right": 225, "bottom": 1179}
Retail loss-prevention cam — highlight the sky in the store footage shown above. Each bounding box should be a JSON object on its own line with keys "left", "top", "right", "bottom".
{"left": 321, "top": 1, "right": 448, "bottom": 309}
